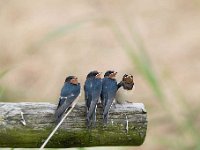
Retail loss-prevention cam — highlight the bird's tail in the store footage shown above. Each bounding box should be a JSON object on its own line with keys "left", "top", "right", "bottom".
{"left": 103, "top": 99, "right": 114, "bottom": 125}
{"left": 54, "top": 100, "right": 71, "bottom": 124}
{"left": 86, "top": 100, "right": 97, "bottom": 127}
{"left": 54, "top": 107, "right": 65, "bottom": 124}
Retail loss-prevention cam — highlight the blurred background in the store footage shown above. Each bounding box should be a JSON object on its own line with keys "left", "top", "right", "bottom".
{"left": 0, "top": 0, "right": 200, "bottom": 149}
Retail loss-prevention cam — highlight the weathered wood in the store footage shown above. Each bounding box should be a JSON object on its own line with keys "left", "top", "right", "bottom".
{"left": 0, "top": 102, "right": 147, "bottom": 148}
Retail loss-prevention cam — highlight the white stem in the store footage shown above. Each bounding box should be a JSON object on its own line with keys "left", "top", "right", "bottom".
{"left": 39, "top": 99, "right": 79, "bottom": 150}
{"left": 20, "top": 111, "right": 26, "bottom": 126}
{"left": 125, "top": 115, "right": 129, "bottom": 133}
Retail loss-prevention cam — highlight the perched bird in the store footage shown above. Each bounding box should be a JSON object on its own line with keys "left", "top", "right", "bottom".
{"left": 116, "top": 74, "right": 135, "bottom": 104}
{"left": 101, "top": 70, "right": 118, "bottom": 125}
{"left": 84, "top": 71, "right": 102, "bottom": 128}
{"left": 55, "top": 76, "right": 81, "bottom": 124}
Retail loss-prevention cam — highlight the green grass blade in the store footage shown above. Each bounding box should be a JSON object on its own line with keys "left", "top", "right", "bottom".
{"left": 110, "top": 22, "right": 165, "bottom": 103}
{"left": 125, "top": 19, "right": 152, "bottom": 65}
{"left": 38, "top": 20, "right": 89, "bottom": 46}
{"left": 0, "top": 68, "right": 10, "bottom": 98}
{"left": 0, "top": 68, "right": 9, "bottom": 79}
{"left": 28, "top": 18, "right": 91, "bottom": 53}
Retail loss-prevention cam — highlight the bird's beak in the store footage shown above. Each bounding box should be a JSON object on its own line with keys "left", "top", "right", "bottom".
{"left": 96, "top": 72, "right": 102, "bottom": 79}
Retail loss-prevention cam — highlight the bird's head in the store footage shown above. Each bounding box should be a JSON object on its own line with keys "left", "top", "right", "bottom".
{"left": 104, "top": 70, "right": 117, "bottom": 79}
{"left": 121, "top": 74, "right": 134, "bottom": 90}
{"left": 65, "top": 76, "right": 79, "bottom": 85}
{"left": 122, "top": 74, "right": 134, "bottom": 84}
{"left": 86, "top": 71, "right": 102, "bottom": 79}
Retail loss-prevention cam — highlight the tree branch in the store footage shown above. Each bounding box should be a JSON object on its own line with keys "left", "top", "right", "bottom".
{"left": 0, "top": 102, "right": 147, "bottom": 148}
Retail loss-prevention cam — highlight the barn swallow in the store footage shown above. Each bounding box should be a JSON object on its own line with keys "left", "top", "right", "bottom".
{"left": 101, "top": 70, "right": 118, "bottom": 125}
{"left": 55, "top": 76, "right": 81, "bottom": 124}
{"left": 116, "top": 74, "right": 135, "bottom": 104}
{"left": 84, "top": 71, "right": 102, "bottom": 128}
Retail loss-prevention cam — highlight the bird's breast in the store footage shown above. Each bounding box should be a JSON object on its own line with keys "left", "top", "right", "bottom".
{"left": 116, "top": 86, "right": 135, "bottom": 104}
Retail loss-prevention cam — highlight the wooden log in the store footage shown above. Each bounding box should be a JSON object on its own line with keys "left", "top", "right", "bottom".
{"left": 0, "top": 102, "right": 147, "bottom": 148}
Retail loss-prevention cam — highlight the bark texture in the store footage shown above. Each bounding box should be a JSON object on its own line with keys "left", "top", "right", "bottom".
{"left": 0, "top": 102, "right": 147, "bottom": 148}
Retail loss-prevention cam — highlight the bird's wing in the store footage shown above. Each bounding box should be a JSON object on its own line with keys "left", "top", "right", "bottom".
{"left": 86, "top": 99, "right": 97, "bottom": 119}
{"left": 55, "top": 83, "right": 80, "bottom": 123}
{"left": 56, "top": 97, "right": 65, "bottom": 110}
{"left": 101, "top": 85, "right": 108, "bottom": 108}
{"left": 84, "top": 79, "right": 93, "bottom": 110}
{"left": 84, "top": 80, "right": 89, "bottom": 105}
{"left": 102, "top": 79, "right": 118, "bottom": 116}
{"left": 117, "top": 81, "right": 123, "bottom": 90}
{"left": 103, "top": 91, "right": 115, "bottom": 117}
{"left": 86, "top": 79, "right": 102, "bottom": 118}
{"left": 102, "top": 97, "right": 113, "bottom": 117}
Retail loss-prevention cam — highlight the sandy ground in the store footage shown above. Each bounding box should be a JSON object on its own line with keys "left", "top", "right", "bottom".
{"left": 0, "top": 0, "right": 200, "bottom": 149}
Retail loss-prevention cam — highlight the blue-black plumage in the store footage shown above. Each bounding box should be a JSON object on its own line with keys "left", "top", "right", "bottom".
{"left": 101, "top": 70, "right": 118, "bottom": 125}
{"left": 55, "top": 76, "right": 80, "bottom": 124}
{"left": 84, "top": 71, "right": 102, "bottom": 128}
